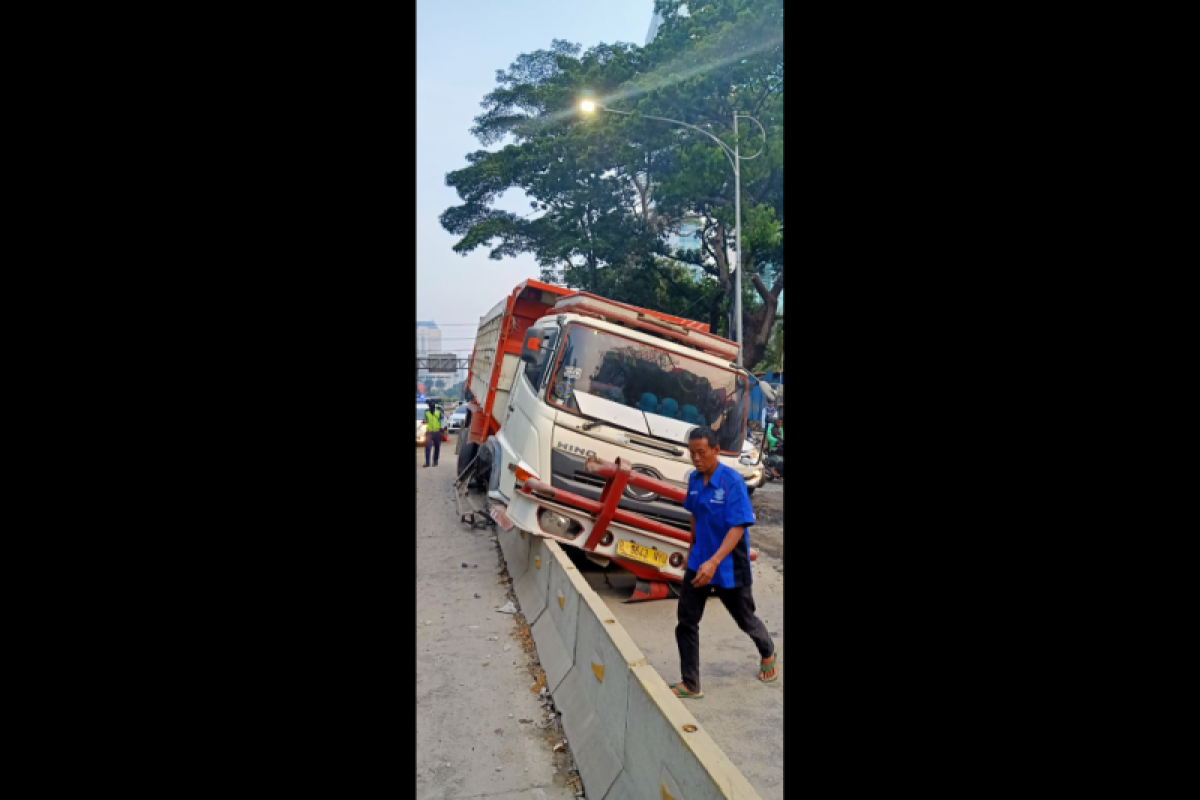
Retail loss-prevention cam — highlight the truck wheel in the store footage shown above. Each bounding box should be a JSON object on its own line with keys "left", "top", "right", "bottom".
{"left": 457, "top": 439, "right": 479, "bottom": 478}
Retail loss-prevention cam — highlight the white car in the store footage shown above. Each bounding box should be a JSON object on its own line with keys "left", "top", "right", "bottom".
{"left": 416, "top": 405, "right": 428, "bottom": 446}
{"left": 739, "top": 438, "right": 766, "bottom": 494}
{"left": 447, "top": 407, "right": 468, "bottom": 433}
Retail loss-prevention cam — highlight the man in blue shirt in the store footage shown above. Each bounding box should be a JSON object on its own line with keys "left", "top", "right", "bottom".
{"left": 669, "top": 427, "right": 778, "bottom": 699}
{"left": 760, "top": 398, "right": 777, "bottom": 432}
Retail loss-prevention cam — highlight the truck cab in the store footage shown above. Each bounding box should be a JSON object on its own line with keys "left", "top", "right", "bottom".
{"left": 459, "top": 283, "right": 763, "bottom": 599}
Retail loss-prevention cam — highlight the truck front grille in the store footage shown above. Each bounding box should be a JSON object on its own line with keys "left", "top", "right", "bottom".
{"left": 550, "top": 451, "right": 690, "bottom": 530}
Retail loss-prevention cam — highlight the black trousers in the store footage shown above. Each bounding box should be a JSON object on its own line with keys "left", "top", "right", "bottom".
{"left": 676, "top": 569, "right": 774, "bottom": 693}
{"left": 424, "top": 432, "right": 441, "bottom": 465}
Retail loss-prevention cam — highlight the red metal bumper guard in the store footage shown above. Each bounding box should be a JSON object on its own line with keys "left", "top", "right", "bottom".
{"left": 518, "top": 455, "right": 756, "bottom": 599}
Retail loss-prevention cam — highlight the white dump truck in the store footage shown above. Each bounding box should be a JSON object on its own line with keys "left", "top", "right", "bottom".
{"left": 455, "top": 280, "right": 767, "bottom": 602}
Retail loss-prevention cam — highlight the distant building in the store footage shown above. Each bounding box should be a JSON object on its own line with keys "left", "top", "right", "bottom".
{"left": 673, "top": 218, "right": 703, "bottom": 250}
{"left": 416, "top": 321, "right": 441, "bottom": 380}
{"left": 665, "top": 218, "right": 706, "bottom": 280}
{"left": 646, "top": 9, "right": 664, "bottom": 44}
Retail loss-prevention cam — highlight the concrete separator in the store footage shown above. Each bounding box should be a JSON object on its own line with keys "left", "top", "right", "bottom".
{"left": 556, "top": 568, "right": 648, "bottom": 800}
{"left": 513, "top": 535, "right": 551, "bottom": 625}
{"left": 522, "top": 535, "right": 762, "bottom": 800}
{"left": 530, "top": 543, "right": 582, "bottom": 692}
{"left": 622, "top": 663, "right": 761, "bottom": 800}
{"left": 498, "top": 522, "right": 531, "bottom": 584}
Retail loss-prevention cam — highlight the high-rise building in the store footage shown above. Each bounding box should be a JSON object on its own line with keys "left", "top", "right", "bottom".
{"left": 646, "top": 9, "right": 664, "bottom": 44}
{"left": 416, "top": 321, "right": 441, "bottom": 381}
{"left": 416, "top": 321, "right": 441, "bottom": 358}
{"left": 665, "top": 219, "right": 707, "bottom": 280}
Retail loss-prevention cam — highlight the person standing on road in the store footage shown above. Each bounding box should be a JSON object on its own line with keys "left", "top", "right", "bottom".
{"left": 759, "top": 398, "right": 777, "bottom": 432}
{"left": 669, "top": 427, "right": 778, "bottom": 699}
{"left": 423, "top": 399, "right": 444, "bottom": 468}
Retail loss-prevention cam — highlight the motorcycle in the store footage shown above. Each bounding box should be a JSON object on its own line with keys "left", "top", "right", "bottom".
{"left": 763, "top": 440, "right": 784, "bottom": 481}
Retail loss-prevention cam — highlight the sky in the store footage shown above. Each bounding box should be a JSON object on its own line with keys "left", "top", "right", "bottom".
{"left": 417, "top": 0, "right": 654, "bottom": 356}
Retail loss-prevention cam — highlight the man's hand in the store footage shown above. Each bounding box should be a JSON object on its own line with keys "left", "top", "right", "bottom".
{"left": 692, "top": 560, "right": 717, "bottom": 588}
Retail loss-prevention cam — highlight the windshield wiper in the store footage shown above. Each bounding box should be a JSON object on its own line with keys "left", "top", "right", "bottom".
{"left": 579, "top": 418, "right": 642, "bottom": 437}
{"left": 621, "top": 434, "right": 684, "bottom": 458}
{"left": 579, "top": 419, "right": 685, "bottom": 457}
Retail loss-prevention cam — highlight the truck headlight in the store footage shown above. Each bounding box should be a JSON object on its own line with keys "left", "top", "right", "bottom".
{"left": 539, "top": 509, "right": 581, "bottom": 538}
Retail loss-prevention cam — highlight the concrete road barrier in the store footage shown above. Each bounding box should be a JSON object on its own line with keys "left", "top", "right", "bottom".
{"left": 530, "top": 543, "right": 583, "bottom": 692}
{"left": 499, "top": 524, "right": 532, "bottom": 584}
{"left": 513, "top": 535, "right": 551, "bottom": 625}
{"left": 620, "top": 663, "right": 761, "bottom": 799}
{"left": 525, "top": 540, "right": 762, "bottom": 800}
{"left": 555, "top": 578, "right": 648, "bottom": 800}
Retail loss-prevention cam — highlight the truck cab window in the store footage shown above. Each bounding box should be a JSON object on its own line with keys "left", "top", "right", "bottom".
{"left": 523, "top": 327, "right": 558, "bottom": 391}
{"left": 546, "top": 324, "right": 746, "bottom": 454}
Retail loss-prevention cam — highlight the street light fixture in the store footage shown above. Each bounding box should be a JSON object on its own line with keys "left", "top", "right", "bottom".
{"left": 578, "top": 96, "right": 766, "bottom": 368}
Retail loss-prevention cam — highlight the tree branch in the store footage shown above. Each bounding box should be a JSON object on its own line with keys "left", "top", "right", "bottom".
{"left": 749, "top": 271, "right": 773, "bottom": 304}
{"left": 751, "top": 85, "right": 771, "bottom": 116}
{"left": 750, "top": 169, "right": 778, "bottom": 206}
{"left": 630, "top": 173, "right": 649, "bottom": 222}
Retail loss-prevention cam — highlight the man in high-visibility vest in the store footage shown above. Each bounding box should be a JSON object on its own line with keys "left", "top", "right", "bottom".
{"left": 423, "top": 399, "right": 445, "bottom": 468}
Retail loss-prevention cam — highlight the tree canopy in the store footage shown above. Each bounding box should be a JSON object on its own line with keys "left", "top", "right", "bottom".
{"left": 440, "top": 0, "right": 783, "bottom": 368}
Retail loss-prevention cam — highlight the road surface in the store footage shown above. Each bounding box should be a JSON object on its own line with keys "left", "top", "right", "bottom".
{"left": 416, "top": 440, "right": 579, "bottom": 800}
{"left": 418, "top": 435, "right": 786, "bottom": 800}
{"left": 567, "top": 478, "right": 785, "bottom": 800}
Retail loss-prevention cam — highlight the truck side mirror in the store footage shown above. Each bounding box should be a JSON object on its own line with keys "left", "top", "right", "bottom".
{"left": 520, "top": 330, "right": 544, "bottom": 367}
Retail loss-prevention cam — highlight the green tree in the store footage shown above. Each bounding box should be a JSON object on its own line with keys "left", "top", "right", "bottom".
{"left": 440, "top": 0, "right": 784, "bottom": 368}
{"left": 752, "top": 318, "right": 783, "bottom": 373}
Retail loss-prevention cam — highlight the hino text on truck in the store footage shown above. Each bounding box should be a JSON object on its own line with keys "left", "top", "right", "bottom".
{"left": 452, "top": 280, "right": 773, "bottom": 603}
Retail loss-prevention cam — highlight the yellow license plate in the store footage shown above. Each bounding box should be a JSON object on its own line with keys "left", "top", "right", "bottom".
{"left": 617, "top": 540, "right": 668, "bottom": 568}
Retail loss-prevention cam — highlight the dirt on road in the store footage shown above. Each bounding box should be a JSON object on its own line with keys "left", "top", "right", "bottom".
{"left": 751, "top": 481, "right": 785, "bottom": 566}
{"left": 415, "top": 445, "right": 578, "bottom": 800}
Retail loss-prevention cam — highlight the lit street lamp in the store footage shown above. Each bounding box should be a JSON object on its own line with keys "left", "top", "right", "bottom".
{"left": 580, "top": 97, "right": 766, "bottom": 368}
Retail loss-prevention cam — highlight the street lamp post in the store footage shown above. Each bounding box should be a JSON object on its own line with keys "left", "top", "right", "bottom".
{"left": 581, "top": 100, "right": 766, "bottom": 368}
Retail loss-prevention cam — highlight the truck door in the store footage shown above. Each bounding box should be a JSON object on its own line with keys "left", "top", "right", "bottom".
{"left": 502, "top": 327, "right": 559, "bottom": 482}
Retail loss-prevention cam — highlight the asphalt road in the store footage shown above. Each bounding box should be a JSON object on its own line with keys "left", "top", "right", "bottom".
{"left": 566, "top": 489, "right": 785, "bottom": 800}
{"left": 415, "top": 440, "right": 579, "bottom": 800}
{"left": 418, "top": 433, "right": 785, "bottom": 800}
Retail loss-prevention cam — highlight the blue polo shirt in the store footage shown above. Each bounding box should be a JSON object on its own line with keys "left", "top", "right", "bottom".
{"left": 683, "top": 462, "right": 756, "bottom": 589}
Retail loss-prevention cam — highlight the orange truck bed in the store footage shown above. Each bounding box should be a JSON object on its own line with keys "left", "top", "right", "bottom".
{"left": 464, "top": 280, "right": 572, "bottom": 444}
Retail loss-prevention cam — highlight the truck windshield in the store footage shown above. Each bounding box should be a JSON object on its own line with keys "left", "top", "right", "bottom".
{"left": 546, "top": 324, "right": 746, "bottom": 453}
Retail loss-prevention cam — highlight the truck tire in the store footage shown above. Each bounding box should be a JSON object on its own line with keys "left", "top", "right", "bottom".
{"left": 457, "top": 439, "right": 479, "bottom": 478}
